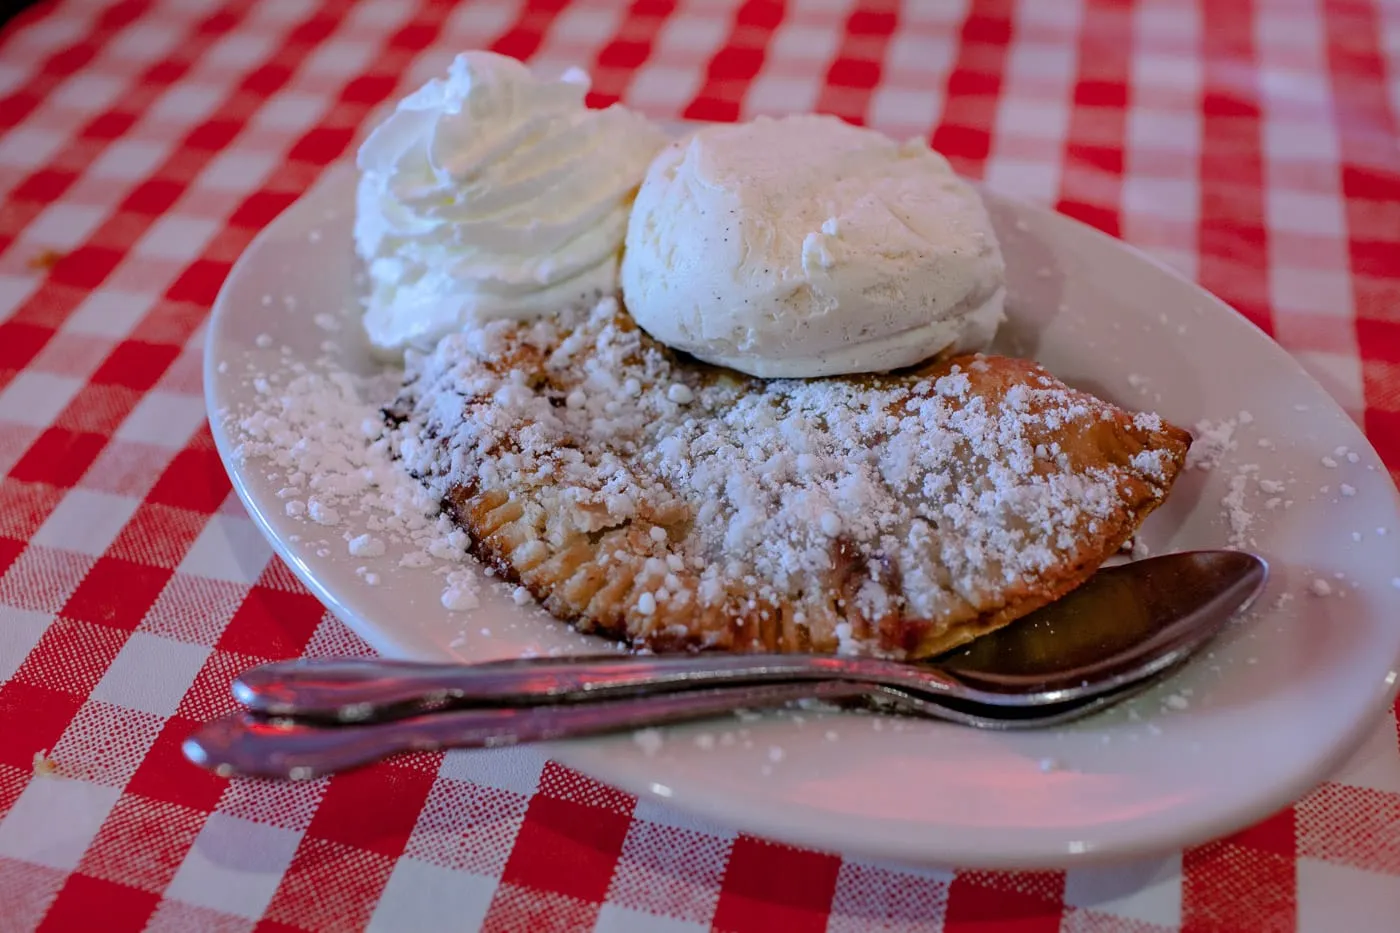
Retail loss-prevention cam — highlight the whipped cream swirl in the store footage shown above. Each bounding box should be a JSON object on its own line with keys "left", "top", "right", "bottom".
{"left": 354, "top": 51, "right": 666, "bottom": 353}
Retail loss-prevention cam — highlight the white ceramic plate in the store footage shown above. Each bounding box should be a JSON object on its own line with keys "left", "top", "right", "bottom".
{"left": 206, "top": 164, "right": 1400, "bottom": 868}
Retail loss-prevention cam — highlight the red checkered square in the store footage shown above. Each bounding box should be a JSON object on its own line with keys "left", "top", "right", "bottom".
{"left": 61, "top": 557, "right": 172, "bottom": 631}
{"left": 7, "top": 428, "right": 109, "bottom": 489}
{"left": 711, "top": 836, "right": 842, "bottom": 933}
{"left": 41, "top": 871, "right": 159, "bottom": 930}
{"left": 499, "top": 792, "right": 633, "bottom": 903}
{"left": 0, "top": 681, "right": 84, "bottom": 771}
{"left": 215, "top": 586, "right": 325, "bottom": 660}
{"left": 143, "top": 446, "right": 231, "bottom": 514}
{"left": 123, "top": 716, "right": 228, "bottom": 814}
{"left": 943, "top": 871, "right": 1066, "bottom": 933}
{"left": 304, "top": 762, "right": 436, "bottom": 858}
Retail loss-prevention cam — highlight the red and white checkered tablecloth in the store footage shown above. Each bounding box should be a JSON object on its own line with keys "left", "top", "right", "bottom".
{"left": 1, "top": 0, "right": 1398, "bottom": 929}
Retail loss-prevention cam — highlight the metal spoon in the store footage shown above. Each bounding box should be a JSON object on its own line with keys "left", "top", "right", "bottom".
{"left": 183, "top": 551, "right": 1265, "bottom": 780}
{"left": 185, "top": 673, "right": 1168, "bottom": 781}
{"left": 231, "top": 550, "right": 1268, "bottom": 722}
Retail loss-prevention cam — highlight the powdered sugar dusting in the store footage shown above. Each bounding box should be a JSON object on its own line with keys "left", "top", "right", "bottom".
{"left": 219, "top": 339, "right": 484, "bottom": 610}
{"left": 386, "top": 297, "right": 1184, "bottom": 655}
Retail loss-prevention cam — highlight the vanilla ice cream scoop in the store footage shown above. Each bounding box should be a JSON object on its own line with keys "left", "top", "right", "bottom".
{"left": 355, "top": 51, "right": 666, "bottom": 353}
{"left": 620, "top": 115, "right": 1005, "bottom": 378}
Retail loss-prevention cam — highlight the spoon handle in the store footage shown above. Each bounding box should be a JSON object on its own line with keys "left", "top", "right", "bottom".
{"left": 233, "top": 652, "right": 958, "bottom": 721}
{"left": 187, "top": 680, "right": 869, "bottom": 780}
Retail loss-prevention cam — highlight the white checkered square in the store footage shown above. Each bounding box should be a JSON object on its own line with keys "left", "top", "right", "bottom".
{"left": 348, "top": 0, "right": 420, "bottom": 30}
{"left": 86, "top": 137, "right": 171, "bottom": 183}
{"left": 0, "top": 608, "right": 54, "bottom": 683}
{"left": 0, "top": 126, "right": 66, "bottom": 170}
{"left": 253, "top": 91, "right": 330, "bottom": 132}
{"left": 440, "top": 0, "right": 526, "bottom": 49}
{"left": 366, "top": 858, "right": 497, "bottom": 933}
{"left": 884, "top": 31, "right": 959, "bottom": 79}
{"left": 1063, "top": 854, "right": 1182, "bottom": 927}
{"left": 768, "top": 20, "right": 845, "bottom": 67}
{"left": 995, "top": 96, "right": 1072, "bottom": 143}
{"left": 543, "top": 3, "right": 626, "bottom": 48}
{"left": 1266, "top": 188, "right": 1347, "bottom": 238}
{"left": 1126, "top": 107, "right": 1200, "bottom": 154}
{"left": 1297, "top": 858, "right": 1400, "bottom": 933}
{"left": 1004, "top": 40, "right": 1077, "bottom": 83}
{"left": 166, "top": 813, "right": 303, "bottom": 920}
{"left": 0, "top": 274, "right": 40, "bottom": 323}
{"left": 867, "top": 85, "right": 942, "bottom": 140}
{"left": 626, "top": 63, "right": 705, "bottom": 116}
{"left": 0, "top": 370, "right": 83, "bottom": 428}
{"left": 595, "top": 905, "right": 708, "bottom": 933}
{"left": 1123, "top": 176, "right": 1199, "bottom": 223}
{"left": 31, "top": 488, "right": 140, "bottom": 557}
{"left": 197, "top": 148, "right": 279, "bottom": 193}
{"left": 50, "top": 71, "right": 131, "bottom": 113}
{"left": 303, "top": 37, "right": 380, "bottom": 78}
{"left": 1269, "top": 265, "right": 1353, "bottom": 317}
{"left": 149, "top": 83, "right": 227, "bottom": 123}
{"left": 104, "top": 22, "right": 184, "bottom": 63}
{"left": 644, "top": 12, "right": 727, "bottom": 57}
{"left": 743, "top": 73, "right": 822, "bottom": 118}
{"left": 983, "top": 156, "right": 1061, "bottom": 204}
{"left": 203, "top": 32, "right": 280, "bottom": 71}
{"left": 0, "top": 778, "right": 121, "bottom": 871}
{"left": 437, "top": 746, "right": 546, "bottom": 796}
{"left": 177, "top": 514, "right": 273, "bottom": 585}
{"left": 115, "top": 389, "right": 206, "bottom": 448}
{"left": 89, "top": 632, "right": 210, "bottom": 717}
{"left": 134, "top": 215, "right": 220, "bottom": 262}
{"left": 22, "top": 203, "right": 108, "bottom": 251}
{"left": 64, "top": 290, "right": 153, "bottom": 339}
{"left": 9, "top": 15, "right": 89, "bottom": 57}
{"left": 244, "top": 0, "right": 319, "bottom": 26}
{"left": 1263, "top": 116, "right": 1340, "bottom": 163}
